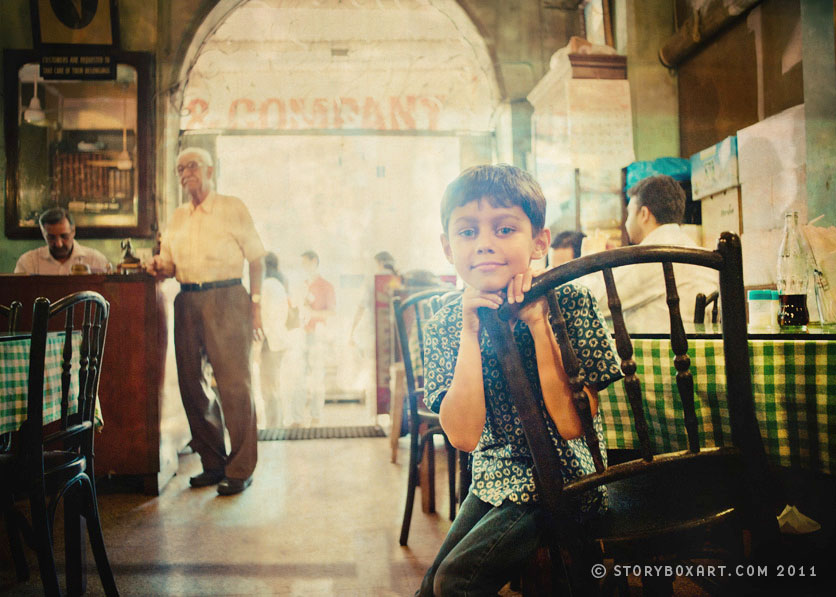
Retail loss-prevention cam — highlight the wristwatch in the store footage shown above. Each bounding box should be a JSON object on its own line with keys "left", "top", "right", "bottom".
{"left": 250, "top": 294, "right": 261, "bottom": 304}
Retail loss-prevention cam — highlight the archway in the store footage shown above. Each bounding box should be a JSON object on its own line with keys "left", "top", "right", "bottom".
{"left": 174, "top": 0, "right": 501, "bottom": 427}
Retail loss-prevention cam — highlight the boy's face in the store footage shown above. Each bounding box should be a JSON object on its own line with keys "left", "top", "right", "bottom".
{"left": 441, "top": 197, "right": 549, "bottom": 292}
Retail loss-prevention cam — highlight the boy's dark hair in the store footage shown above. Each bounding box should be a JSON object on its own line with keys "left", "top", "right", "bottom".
{"left": 550, "top": 230, "right": 586, "bottom": 258}
{"left": 301, "top": 250, "right": 319, "bottom": 265}
{"left": 628, "top": 174, "right": 685, "bottom": 225}
{"left": 441, "top": 164, "right": 546, "bottom": 235}
{"left": 39, "top": 207, "right": 74, "bottom": 229}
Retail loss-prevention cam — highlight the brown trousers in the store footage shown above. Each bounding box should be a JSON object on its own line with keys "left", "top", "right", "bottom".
{"left": 174, "top": 285, "right": 257, "bottom": 479}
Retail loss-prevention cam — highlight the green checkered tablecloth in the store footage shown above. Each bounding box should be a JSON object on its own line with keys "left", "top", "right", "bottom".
{"left": 0, "top": 333, "right": 82, "bottom": 435}
{"left": 599, "top": 338, "right": 836, "bottom": 474}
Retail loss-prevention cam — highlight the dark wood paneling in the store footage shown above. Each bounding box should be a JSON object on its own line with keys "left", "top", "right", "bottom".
{"left": 677, "top": 0, "right": 804, "bottom": 158}
{"left": 678, "top": 17, "right": 760, "bottom": 158}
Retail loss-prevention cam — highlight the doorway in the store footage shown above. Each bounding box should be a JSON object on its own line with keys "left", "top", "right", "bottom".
{"left": 213, "top": 134, "right": 460, "bottom": 426}
{"left": 175, "top": 0, "right": 499, "bottom": 427}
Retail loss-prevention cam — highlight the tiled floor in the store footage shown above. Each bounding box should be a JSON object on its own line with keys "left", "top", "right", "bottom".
{"left": 0, "top": 430, "right": 451, "bottom": 596}
{"left": 1, "top": 403, "right": 833, "bottom": 596}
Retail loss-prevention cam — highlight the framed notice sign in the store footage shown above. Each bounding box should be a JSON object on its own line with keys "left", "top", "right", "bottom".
{"left": 31, "top": 0, "right": 120, "bottom": 48}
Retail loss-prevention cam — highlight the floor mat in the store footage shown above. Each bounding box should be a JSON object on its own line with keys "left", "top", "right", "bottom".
{"left": 258, "top": 425, "right": 387, "bottom": 441}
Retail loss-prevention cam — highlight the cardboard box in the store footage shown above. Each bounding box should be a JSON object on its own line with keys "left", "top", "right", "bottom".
{"left": 700, "top": 187, "right": 742, "bottom": 248}
{"left": 741, "top": 229, "right": 781, "bottom": 287}
{"left": 690, "top": 136, "right": 739, "bottom": 200}
{"left": 737, "top": 104, "right": 806, "bottom": 183}
{"left": 740, "top": 165, "right": 807, "bottom": 233}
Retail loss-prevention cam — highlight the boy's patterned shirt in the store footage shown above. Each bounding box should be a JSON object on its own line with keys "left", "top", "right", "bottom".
{"left": 423, "top": 283, "right": 622, "bottom": 514}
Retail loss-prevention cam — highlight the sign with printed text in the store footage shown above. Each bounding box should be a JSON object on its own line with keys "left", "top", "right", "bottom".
{"left": 40, "top": 54, "right": 116, "bottom": 80}
{"left": 181, "top": 95, "right": 448, "bottom": 132}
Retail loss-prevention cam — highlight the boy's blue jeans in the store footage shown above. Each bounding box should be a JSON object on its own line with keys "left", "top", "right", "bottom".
{"left": 417, "top": 491, "right": 543, "bottom": 596}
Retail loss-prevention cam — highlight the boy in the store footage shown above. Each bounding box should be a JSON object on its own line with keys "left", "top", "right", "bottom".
{"left": 417, "top": 165, "right": 622, "bottom": 595}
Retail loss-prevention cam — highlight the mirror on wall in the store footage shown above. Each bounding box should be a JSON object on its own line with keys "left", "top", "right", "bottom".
{"left": 3, "top": 50, "right": 154, "bottom": 239}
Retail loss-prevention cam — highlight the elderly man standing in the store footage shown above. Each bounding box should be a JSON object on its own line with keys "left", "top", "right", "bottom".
{"left": 146, "top": 147, "right": 266, "bottom": 496}
{"left": 14, "top": 207, "right": 110, "bottom": 274}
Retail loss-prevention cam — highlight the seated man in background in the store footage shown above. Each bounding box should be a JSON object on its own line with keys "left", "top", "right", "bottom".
{"left": 582, "top": 174, "right": 719, "bottom": 332}
{"left": 549, "top": 230, "right": 586, "bottom": 267}
{"left": 14, "top": 207, "right": 110, "bottom": 274}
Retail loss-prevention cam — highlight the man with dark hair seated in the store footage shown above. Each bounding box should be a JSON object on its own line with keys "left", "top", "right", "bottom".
{"left": 14, "top": 207, "right": 110, "bottom": 274}
{"left": 582, "top": 174, "right": 718, "bottom": 331}
{"left": 550, "top": 230, "right": 586, "bottom": 267}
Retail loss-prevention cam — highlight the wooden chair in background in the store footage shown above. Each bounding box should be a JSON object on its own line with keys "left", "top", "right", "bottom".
{"left": 0, "top": 300, "right": 22, "bottom": 332}
{"left": 480, "top": 232, "right": 780, "bottom": 595}
{"left": 394, "top": 287, "right": 460, "bottom": 546}
{"left": 1, "top": 291, "right": 118, "bottom": 596}
{"left": 694, "top": 289, "right": 720, "bottom": 324}
{"left": 1, "top": 300, "right": 23, "bottom": 453}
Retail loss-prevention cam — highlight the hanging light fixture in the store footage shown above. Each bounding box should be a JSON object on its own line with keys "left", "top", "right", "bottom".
{"left": 23, "top": 75, "right": 47, "bottom": 125}
{"left": 115, "top": 97, "right": 133, "bottom": 170}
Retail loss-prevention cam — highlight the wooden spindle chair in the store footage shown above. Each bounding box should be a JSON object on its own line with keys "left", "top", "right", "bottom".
{"left": 479, "top": 232, "right": 780, "bottom": 595}
{"left": 395, "top": 287, "right": 461, "bottom": 546}
{"left": 1, "top": 291, "right": 118, "bottom": 596}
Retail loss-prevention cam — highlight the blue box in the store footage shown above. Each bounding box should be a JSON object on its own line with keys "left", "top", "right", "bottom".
{"left": 690, "top": 136, "right": 739, "bottom": 200}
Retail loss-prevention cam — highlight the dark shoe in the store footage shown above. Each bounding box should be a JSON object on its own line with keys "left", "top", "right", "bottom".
{"left": 217, "top": 476, "right": 253, "bottom": 496}
{"left": 189, "top": 469, "right": 225, "bottom": 488}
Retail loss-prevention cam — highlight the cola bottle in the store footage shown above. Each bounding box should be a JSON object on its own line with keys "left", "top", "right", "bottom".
{"left": 776, "top": 211, "right": 809, "bottom": 330}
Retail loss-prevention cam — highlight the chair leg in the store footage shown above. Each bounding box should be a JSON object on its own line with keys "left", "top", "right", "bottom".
{"left": 426, "top": 435, "right": 436, "bottom": 514}
{"left": 28, "top": 490, "right": 62, "bottom": 597}
{"left": 64, "top": 482, "right": 86, "bottom": 596}
{"left": 80, "top": 477, "right": 119, "bottom": 596}
{"left": 399, "top": 432, "right": 422, "bottom": 546}
{"left": 458, "top": 450, "right": 471, "bottom": 505}
{"left": 3, "top": 496, "right": 30, "bottom": 581}
{"left": 445, "top": 440, "right": 456, "bottom": 521}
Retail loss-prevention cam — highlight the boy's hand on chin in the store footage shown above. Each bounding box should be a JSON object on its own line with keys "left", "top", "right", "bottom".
{"left": 461, "top": 286, "right": 504, "bottom": 335}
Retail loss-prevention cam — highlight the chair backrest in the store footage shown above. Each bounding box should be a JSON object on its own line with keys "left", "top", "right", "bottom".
{"left": 478, "top": 232, "right": 777, "bottom": 553}
{"left": 392, "top": 287, "right": 456, "bottom": 417}
{"left": 694, "top": 290, "right": 720, "bottom": 323}
{"left": 20, "top": 291, "right": 110, "bottom": 474}
{"left": 0, "top": 300, "right": 22, "bottom": 332}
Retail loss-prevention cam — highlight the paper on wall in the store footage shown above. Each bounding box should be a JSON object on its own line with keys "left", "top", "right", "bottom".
{"left": 566, "top": 79, "right": 635, "bottom": 170}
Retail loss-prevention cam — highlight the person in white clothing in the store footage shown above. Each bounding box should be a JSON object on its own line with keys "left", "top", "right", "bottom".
{"left": 14, "top": 207, "right": 111, "bottom": 274}
{"left": 582, "top": 174, "right": 719, "bottom": 332}
{"left": 259, "top": 252, "right": 290, "bottom": 428}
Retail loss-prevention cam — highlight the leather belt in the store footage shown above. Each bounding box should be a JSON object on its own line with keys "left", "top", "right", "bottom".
{"left": 180, "top": 278, "right": 241, "bottom": 292}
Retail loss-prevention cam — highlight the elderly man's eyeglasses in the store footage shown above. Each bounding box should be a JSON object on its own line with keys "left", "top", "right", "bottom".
{"left": 176, "top": 161, "right": 202, "bottom": 175}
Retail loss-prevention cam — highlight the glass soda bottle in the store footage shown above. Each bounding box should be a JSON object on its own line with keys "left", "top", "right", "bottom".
{"left": 776, "top": 211, "right": 809, "bottom": 330}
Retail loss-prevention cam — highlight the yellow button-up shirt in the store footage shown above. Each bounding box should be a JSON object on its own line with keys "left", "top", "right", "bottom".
{"left": 159, "top": 191, "right": 266, "bottom": 284}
